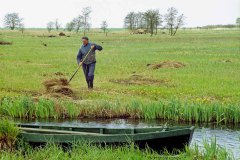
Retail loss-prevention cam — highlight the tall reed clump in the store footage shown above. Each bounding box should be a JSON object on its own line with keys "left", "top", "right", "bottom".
{"left": 0, "top": 96, "right": 239, "bottom": 124}
{"left": 0, "top": 118, "right": 19, "bottom": 151}
{"left": 185, "top": 138, "right": 234, "bottom": 160}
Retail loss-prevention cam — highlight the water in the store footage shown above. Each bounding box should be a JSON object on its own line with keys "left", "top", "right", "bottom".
{"left": 17, "top": 118, "right": 240, "bottom": 159}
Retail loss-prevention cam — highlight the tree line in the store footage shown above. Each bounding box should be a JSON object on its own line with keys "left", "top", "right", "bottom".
{"left": 124, "top": 7, "right": 186, "bottom": 36}
{"left": 2, "top": 8, "right": 240, "bottom": 36}
{"left": 2, "top": 7, "right": 108, "bottom": 36}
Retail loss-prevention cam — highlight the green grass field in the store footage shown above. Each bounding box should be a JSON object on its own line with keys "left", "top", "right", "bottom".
{"left": 1, "top": 29, "right": 239, "bottom": 102}
{"left": 0, "top": 29, "right": 240, "bottom": 123}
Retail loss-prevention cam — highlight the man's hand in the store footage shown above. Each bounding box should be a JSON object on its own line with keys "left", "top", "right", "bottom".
{"left": 91, "top": 45, "right": 95, "bottom": 49}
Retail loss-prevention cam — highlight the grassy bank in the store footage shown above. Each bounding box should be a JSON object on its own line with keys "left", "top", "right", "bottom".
{"left": 1, "top": 97, "right": 239, "bottom": 124}
{"left": 0, "top": 138, "right": 235, "bottom": 160}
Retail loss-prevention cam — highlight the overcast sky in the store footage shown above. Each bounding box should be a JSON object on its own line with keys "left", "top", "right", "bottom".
{"left": 0, "top": 0, "right": 239, "bottom": 28}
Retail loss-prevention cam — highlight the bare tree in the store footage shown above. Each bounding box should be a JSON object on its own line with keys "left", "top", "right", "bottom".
{"left": 136, "top": 12, "right": 146, "bottom": 29}
{"left": 144, "top": 9, "right": 161, "bottom": 36}
{"left": 101, "top": 21, "right": 108, "bottom": 33}
{"left": 55, "top": 19, "right": 61, "bottom": 31}
{"left": 124, "top": 12, "right": 137, "bottom": 31}
{"left": 4, "top": 13, "right": 23, "bottom": 30}
{"left": 65, "top": 21, "right": 75, "bottom": 32}
{"left": 72, "top": 15, "right": 83, "bottom": 33}
{"left": 173, "top": 14, "right": 185, "bottom": 36}
{"left": 124, "top": 10, "right": 161, "bottom": 35}
{"left": 154, "top": 11, "right": 162, "bottom": 35}
{"left": 164, "top": 7, "right": 185, "bottom": 36}
{"left": 47, "top": 21, "right": 54, "bottom": 32}
{"left": 82, "top": 7, "right": 92, "bottom": 36}
{"left": 19, "top": 23, "right": 25, "bottom": 34}
{"left": 164, "top": 7, "right": 178, "bottom": 36}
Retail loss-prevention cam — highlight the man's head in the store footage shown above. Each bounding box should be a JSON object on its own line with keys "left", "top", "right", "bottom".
{"left": 82, "top": 37, "right": 89, "bottom": 45}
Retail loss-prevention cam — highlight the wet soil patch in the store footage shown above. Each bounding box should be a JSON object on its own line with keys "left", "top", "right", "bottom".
{"left": 42, "top": 78, "right": 74, "bottom": 98}
{"left": 147, "top": 61, "right": 186, "bottom": 69}
{"left": 0, "top": 41, "right": 12, "bottom": 45}
{"left": 110, "top": 75, "right": 168, "bottom": 86}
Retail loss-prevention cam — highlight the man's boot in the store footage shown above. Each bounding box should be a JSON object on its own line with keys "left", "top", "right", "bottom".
{"left": 86, "top": 79, "right": 90, "bottom": 89}
{"left": 89, "top": 80, "right": 93, "bottom": 89}
{"left": 88, "top": 75, "right": 94, "bottom": 89}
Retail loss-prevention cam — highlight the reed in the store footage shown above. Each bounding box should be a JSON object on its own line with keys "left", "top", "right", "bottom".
{"left": 0, "top": 119, "right": 19, "bottom": 151}
{"left": 0, "top": 96, "right": 239, "bottom": 124}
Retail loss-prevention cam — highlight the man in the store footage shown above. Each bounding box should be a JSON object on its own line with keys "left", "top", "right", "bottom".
{"left": 77, "top": 37, "right": 103, "bottom": 89}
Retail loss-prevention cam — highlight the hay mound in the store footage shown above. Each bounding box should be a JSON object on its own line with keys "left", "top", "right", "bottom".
{"left": 148, "top": 61, "right": 186, "bottom": 69}
{"left": 0, "top": 41, "right": 12, "bottom": 45}
{"left": 110, "top": 75, "right": 167, "bottom": 86}
{"left": 43, "top": 78, "right": 73, "bottom": 97}
{"left": 59, "top": 32, "right": 66, "bottom": 36}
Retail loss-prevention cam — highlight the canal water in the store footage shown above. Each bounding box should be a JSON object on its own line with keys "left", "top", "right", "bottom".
{"left": 17, "top": 119, "right": 240, "bottom": 159}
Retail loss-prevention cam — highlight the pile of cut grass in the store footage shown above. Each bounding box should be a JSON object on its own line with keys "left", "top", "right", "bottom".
{"left": 42, "top": 78, "right": 73, "bottom": 98}
{"left": 0, "top": 97, "right": 239, "bottom": 124}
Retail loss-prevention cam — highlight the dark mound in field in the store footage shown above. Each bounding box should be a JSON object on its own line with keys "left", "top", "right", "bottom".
{"left": 0, "top": 41, "right": 12, "bottom": 45}
{"left": 43, "top": 78, "right": 73, "bottom": 97}
{"left": 110, "top": 75, "right": 167, "bottom": 86}
{"left": 59, "top": 32, "right": 66, "bottom": 36}
{"left": 147, "top": 61, "right": 186, "bottom": 69}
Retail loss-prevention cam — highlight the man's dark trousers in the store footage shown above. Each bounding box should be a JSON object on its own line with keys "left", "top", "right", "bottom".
{"left": 82, "top": 63, "right": 95, "bottom": 89}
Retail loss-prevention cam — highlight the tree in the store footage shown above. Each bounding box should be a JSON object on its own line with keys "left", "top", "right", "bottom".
{"left": 19, "top": 23, "right": 25, "bottom": 34}
{"left": 47, "top": 21, "right": 54, "bottom": 32}
{"left": 4, "top": 13, "right": 23, "bottom": 30}
{"left": 82, "top": 7, "right": 92, "bottom": 36}
{"left": 173, "top": 14, "right": 185, "bottom": 36}
{"left": 124, "top": 12, "right": 137, "bottom": 31}
{"left": 72, "top": 15, "right": 83, "bottom": 32}
{"left": 144, "top": 9, "right": 161, "bottom": 36}
{"left": 236, "top": 17, "right": 240, "bottom": 28}
{"left": 124, "top": 10, "right": 161, "bottom": 35}
{"left": 65, "top": 21, "right": 75, "bottom": 32}
{"left": 101, "top": 21, "right": 108, "bottom": 33}
{"left": 55, "top": 19, "right": 61, "bottom": 31}
{"left": 164, "top": 7, "right": 185, "bottom": 36}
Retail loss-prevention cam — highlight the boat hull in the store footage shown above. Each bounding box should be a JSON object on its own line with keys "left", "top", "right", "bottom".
{"left": 19, "top": 125, "right": 194, "bottom": 152}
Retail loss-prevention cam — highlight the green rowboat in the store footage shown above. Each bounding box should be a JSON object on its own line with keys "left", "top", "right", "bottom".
{"left": 18, "top": 124, "right": 194, "bottom": 152}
